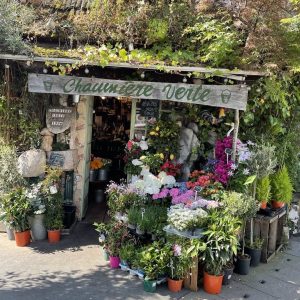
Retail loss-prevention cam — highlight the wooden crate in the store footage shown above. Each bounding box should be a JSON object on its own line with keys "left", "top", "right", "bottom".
{"left": 184, "top": 256, "right": 199, "bottom": 292}
{"left": 246, "top": 210, "right": 286, "bottom": 263}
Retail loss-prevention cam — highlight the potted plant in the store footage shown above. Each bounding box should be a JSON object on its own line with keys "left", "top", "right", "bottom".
{"left": 271, "top": 166, "right": 293, "bottom": 209}
{"left": 94, "top": 222, "right": 110, "bottom": 261}
{"left": 119, "top": 242, "right": 135, "bottom": 267}
{"left": 256, "top": 176, "right": 271, "bottom": 209}
{"left": 201, "top": 209, "right": 240, "bottom": 294}
{"left": 139, "top": 242, "right": 169, "bottom": 293}
{"left": 166, "top": 243, "right": 191, "bottom": 293}
{"left": 0, "top": 188, "right": 32, "bottom": 247}
{"left": 245, "top": 237, "right": 264, "bottom": 267}
{"left": 220, "top": 191, "right": 257, "bottom": 276}
{"left": 127, "top": 207, "right": 139, "bottom": 230}
{"left": 26, "top": 182, "right": 47, "bottom": 241}
{"left": 44, "top": 193, "right": 64, "bottom": 243}
{"left": 97, "top": 220, "right": 129, "bottom": 268}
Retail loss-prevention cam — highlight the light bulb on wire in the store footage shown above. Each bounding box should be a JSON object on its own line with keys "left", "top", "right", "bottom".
{"left": 84, "top": 68, "right": 89, "bottom": 74}
{"left": 140, "top": 72, "right": 145, "bottom": 79}
{"left": 183, "top": 77, "right": 187, "bottom": 83}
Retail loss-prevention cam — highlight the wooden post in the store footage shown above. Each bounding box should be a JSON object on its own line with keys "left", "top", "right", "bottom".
{"left": 232, "top": 109, "right": 240, "bottom": 162}
{"left": 129, "top": 98, "right": 137, "bottom": 140}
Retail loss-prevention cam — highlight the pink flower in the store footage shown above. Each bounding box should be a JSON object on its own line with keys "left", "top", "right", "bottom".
{"left": 173, "top": 244, "right": 182, "bottom": 256}
{"left": 127, "top": 140, "right": 134, "bottom": 151}
{"left": 169, "top": 188, "right": 180, "bottom": 197}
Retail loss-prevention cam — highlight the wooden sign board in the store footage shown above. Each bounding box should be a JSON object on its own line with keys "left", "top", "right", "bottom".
{"left": 140, "top": 99, "right": 159, "bottom": 117}
{"left": 46, "top": 106, "right": 75, "bottom": 134}
{"left": 28, "top": 74, "right": 248, "bottom": 110}
{"left": 48, "top": 152, "right": 65, "bottom": 167}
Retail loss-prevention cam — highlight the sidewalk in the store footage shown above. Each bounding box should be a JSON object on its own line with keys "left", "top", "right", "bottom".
{"left": 1, "top": 222, "right": 300, "bottom": 300}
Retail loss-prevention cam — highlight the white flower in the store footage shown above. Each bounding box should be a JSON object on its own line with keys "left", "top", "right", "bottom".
{"left": 228, "top": 170, "right": 234, "bottom": 176}
{"left": 132, "top": 159, "right": 143, "bottom": 166}
{"left": 139, "top": 140, "right": 148, "bottom": 150}
{"left": 158, "top": 171, "right": 176, "bottom": 185}
{"left": 243, "top": 168, "right": 250, "bottom": 175}
{"left": 230, "top": 164, "right": 237, "bottom": 170}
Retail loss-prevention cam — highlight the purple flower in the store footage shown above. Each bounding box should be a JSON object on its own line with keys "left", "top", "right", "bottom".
{"left": 173, "top": 244, "right": 182, "bottom": 256}
{"left": 169, "top": 188, "right": 180, "bottom": 197}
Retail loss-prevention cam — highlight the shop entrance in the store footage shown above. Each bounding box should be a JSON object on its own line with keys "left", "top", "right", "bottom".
{"left": 86, "top": 96, "right": 133, "bottom": 222}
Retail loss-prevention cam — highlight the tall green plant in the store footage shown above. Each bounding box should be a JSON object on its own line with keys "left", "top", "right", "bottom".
{"left": 256, "top": 176, "right": 271, "bottom": 203}
{"left": 271, "top": 165, "right": 293, "bottom": 204}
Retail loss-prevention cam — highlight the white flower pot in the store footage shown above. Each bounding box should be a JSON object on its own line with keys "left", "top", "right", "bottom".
{"left": 29, "top": 214, "right": 47, "bottom": 241}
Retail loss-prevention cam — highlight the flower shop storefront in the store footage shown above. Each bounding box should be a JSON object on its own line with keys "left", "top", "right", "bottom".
{"left": 27, "top": 71, "right": 249, "bottom": 220}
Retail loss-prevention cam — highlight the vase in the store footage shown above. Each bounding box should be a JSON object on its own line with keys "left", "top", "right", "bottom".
{"left": 89, "top": 169, "right": 98, "bottom": 182}
{"left": 167, "top": 278, "right": 183, "bottom": 292}
{"left": 47, "top": 229, "right": 61, "bottom": 243}
{"left": 29, "top": 214, "right": 47, "bottom": 241}
{"left": 97, "top": 168, "right": 109, "bottom": 181}
{"left": 15, "top": 230, "right": 31, "bottom": 247}
{"left": 203, "top": 271, "right": 223, "bottom": 294}
{"left": 109, "top": 256, "right": 120, "bottom": 269}
{"left": 5, "top": 225, "right": 15, "bottom": 240}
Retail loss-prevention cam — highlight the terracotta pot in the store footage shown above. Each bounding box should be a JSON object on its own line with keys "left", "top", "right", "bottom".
{"left": 48, "top": 229, "right": 61, "bottom": 243}
{"left": 167, "top": 278, "right": 183, "bottom": 292}
{"left": 271, "top": 201, "right": 284, "bottom": 209}
{"left": 14, "top": 230, "right": 31, "bottom": 247}
{"left": 203, "top": 271, "right": 223, "bottom": 294}
{"left": 260, "top": 201, "right": 267, "bottom": 209}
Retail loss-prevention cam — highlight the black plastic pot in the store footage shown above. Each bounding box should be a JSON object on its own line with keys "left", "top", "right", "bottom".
{"left": 235, "top": 255, "right": 251, "bottom": 275}
{"left": 222, "top": 266, "right": 234, "bottom": 285}
{"left": 245, "top": 247, "right": 262, "bottom": 267}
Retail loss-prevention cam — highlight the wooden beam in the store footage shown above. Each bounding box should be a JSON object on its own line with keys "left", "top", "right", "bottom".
{"left": 0, "top": 54, "right": 266, "bottom": 77}
{"left": 232, "top": 109, "right": 240, "bottom": 161}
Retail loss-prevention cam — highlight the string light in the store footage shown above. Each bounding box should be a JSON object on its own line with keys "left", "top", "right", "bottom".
{"left": 140, "top": 72, "right": 145, "bottom": 79}
{"left": 183, "top": 77, "right": 187, "bottom": 83}
{"left": 43, "top": 68, "right": 48, "bottom": 74}
{"left": 84, "top": 67, "right": 89, "bottom": 74}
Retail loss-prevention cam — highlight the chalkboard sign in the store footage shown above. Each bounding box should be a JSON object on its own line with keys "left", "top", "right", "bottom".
{"left": 140, "top": 99, "right": 159, "bottom": 117}
{"left": 48, "top": 152, "right": 65, "bottom": 167}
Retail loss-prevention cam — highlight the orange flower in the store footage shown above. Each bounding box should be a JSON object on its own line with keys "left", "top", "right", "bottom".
{"left": 90, "top": 158, "right": 104, "bottom": 170}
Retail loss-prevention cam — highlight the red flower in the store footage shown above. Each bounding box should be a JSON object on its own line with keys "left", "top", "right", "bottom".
{"left": 127, "top": 140, "right": 134, "bottom": 151}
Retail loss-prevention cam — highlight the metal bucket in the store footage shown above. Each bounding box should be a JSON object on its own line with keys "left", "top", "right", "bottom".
{"left": 95, "top": 189, "right": 105, "bottom": 203}
{"left": 97, "top": 168, "right": 109, "bottom": 181}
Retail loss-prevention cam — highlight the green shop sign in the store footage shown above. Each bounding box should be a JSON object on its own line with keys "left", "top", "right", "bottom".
{"left": 28, "top": 74, "right": 248, "bottom": 110}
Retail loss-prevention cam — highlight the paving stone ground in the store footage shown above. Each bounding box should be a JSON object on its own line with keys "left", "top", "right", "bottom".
{"left": 1, "top": 222, "right": 300, "bottom": 300}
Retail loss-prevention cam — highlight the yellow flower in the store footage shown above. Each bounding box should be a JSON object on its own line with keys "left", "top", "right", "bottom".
{"left": 170, "top": 154, "right": 174, "bottom": 160}
{"left": 140, "top": 156, "right": 146, "bottom": 160}
{"left": 149, "top": 131, "right": 156, "bottom": 136}
{"left": 156, "top": 126, "right": 160, "bottom": 131}
{"left": 159, "top": 153, "right": 164, "bottom": 160}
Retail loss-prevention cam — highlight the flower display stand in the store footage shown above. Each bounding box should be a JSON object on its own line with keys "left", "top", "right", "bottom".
{"left": 246, "top": 209, "right": 286, "bottom": 263}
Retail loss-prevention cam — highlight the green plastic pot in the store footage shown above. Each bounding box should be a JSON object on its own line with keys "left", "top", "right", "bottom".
{"left": 143, "top": 279, "right": 157, "bottom": 293}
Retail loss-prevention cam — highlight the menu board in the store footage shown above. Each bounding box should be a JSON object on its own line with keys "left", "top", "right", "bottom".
{"left": 140, "top": 99, "right": 159, "bottom": 117}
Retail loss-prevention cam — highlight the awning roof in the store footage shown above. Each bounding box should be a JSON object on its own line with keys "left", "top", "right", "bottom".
{"left": 0, "top": 54, "right": 265, "bottom": 81}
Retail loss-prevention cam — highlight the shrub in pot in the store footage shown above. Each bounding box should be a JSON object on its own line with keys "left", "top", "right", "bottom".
{"left": 256, "top": 176, "right": 271, "bottom": 210}
{"left": 0, "top": 188, "right": 32, "bottom": 246}
{"left": 119, "top": 242, "right": 136, "bottom": 267}
{"left": 44, "top": 193, "right": 64, "bottom": 243}
{"left": 201, "top": 209, "right": 240, "bottom": 294}
{"left": 139, "top": 242, "right": 169, "bottom": 293}
{"left": 165, "top": 243, "right": 193, "bottom": 293}
{"left": 26, "top": 182, "right": 47, "bottom": 241}
{"left": 95, "top": 220, "right": 129, "bottom": 268}
{"left": 127, "top": 207, "right": 139, "bottom": 230}
{"left": 94, "top": 222, "right": 110, "bottom": 261}
{"left": 245, "top": 238, "right": 264, "bottom": 267}
{"left": 271, "top": 166, "right": 293, "bottom": 209}
{"left": 221, "top": 191, "right": 257, "bottom": 275}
